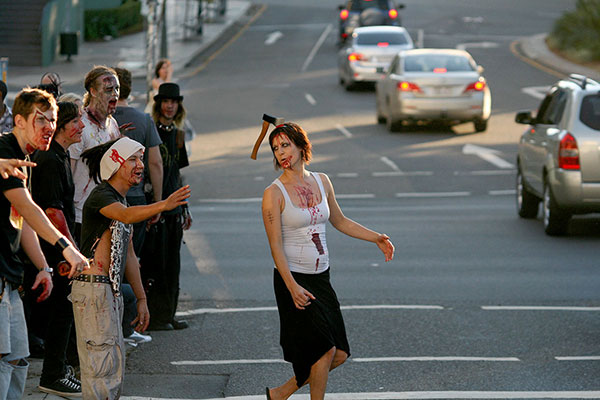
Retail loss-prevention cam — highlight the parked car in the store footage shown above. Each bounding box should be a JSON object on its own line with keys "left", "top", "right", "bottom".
{"left": 375, "top": 48, "right": 491, "bottom": 132}
{"left": 515, "top": 74, "right": 600, "bottom": 235}
{"left": 338, "top": 0, "right": 405, "bottom": 45}
{"left": 338, "top": 26, "right": 413, "bottom": 90}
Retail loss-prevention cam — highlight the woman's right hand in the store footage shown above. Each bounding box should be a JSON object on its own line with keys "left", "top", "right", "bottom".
{"left": 289, "top": 283, "right": 316, "bottom": 310}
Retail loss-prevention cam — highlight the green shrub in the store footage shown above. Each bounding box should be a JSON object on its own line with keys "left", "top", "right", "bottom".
{"left": 85, "top": 0, "right": 144, "bottom": 41}
{"left": 549, "top": 0, "right": 600, "bottom": 62}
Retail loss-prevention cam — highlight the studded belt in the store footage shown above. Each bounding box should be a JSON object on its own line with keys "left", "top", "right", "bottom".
{"left": 74, "top": 274, "right": 110, "bottom": 284}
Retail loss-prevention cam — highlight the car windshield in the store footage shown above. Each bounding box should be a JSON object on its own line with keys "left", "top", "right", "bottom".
{"left": 403, "top": 54, "right": 475, "bottom": 73}
{"left": 349, "top": 0, "right": 389, "bottom": 11}
{"left": 356, "top": 32, "right": 408, "bottom": 45}
{"left": 579, "top": 94, "right": 600, "bottom": 130}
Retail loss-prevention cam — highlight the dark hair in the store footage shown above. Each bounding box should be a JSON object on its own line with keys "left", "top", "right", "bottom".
{"left": 35, "top": 83, "right": 60, "bottom": 99}
{"left": 154, "top": 59, "right": 170, "bottom": 78}
{"left": 13, "top": 88, "right": 57, "bottom": 121}
{"left": 0, "top": 80, "right": 7, "bottom": 102}
{"left": 81, "top": 139, "right": 119, "bottom": 184}
{"left": 268, "top": 122, "right": 312, "bottom": 170}
{"left": 56, "top": 101, "right": 80, "bottom": 132}
{"left": 114, "top": 67, "right": 131, "bottom": 100}
{"left": 152, "top": 98, "right": 187, "bottom": 129}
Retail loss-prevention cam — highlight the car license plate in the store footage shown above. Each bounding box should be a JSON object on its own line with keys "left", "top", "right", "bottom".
{"left": 435, "top": 86, "right": 453, "bottom": 95}
{"left": 376, "top": 67, "right": 384, "bottom": 73}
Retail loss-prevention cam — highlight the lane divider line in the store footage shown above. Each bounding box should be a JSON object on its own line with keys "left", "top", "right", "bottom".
{"left": 335, "top": 124, "right": 353, "bottom": 138}
{"left": 301, "top": 23, "right": 333, "bottom": 72}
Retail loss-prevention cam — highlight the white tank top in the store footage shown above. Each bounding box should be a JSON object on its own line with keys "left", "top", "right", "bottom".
{"left": 272, "top": 172, "right": 330, "bottom": 274}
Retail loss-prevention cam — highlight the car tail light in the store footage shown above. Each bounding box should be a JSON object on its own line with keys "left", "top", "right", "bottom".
{"left": 377, "top": 42, "right": 389, "bottom": 47}
{"left": 389, "top": 9, "right": 398, "bottom": 19}
{"left": 433, "top": 68, "right": 447, "bottom": 73}
{"left": 340, "top": 9, "right": 349, "bottom": 19}
{"left": 348, "top": 52, "right": 365, "bottom": 62}
{"left": 558, "top": 133, "right": 580, "bottom": 170}
{"left": 397, "top": 81, "right": 422, "bottom": 93}
{"left": 464, "top": 80, "right": 486, "bottom": 92}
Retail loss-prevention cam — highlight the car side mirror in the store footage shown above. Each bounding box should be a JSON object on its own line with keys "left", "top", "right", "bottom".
{"left": 397, "top": 3, "right": 406, "bottom": 9}
{"left": 515, "top": 110, "right": 535, "bottom": 125}
{"left": 338, "top": 4, "right": 344, "bottom": 10}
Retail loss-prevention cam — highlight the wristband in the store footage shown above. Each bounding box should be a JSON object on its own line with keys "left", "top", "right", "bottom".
{"left": 42, "top": 266, "right": 53, "bottom": 274}
{"left": 54, "top": 237, "right": 71, "bottom": 253}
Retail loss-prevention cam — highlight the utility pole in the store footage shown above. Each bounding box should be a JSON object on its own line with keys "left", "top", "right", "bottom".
{"left": 145, "top": 0, "right": 159, "bottom": 104}
{"left": 160, "top": 0, "right": 168, "bottom": 59}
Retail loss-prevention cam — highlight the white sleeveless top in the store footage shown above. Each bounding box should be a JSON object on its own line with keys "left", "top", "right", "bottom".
{"left": 272, "top": 172, "right": 330, "bottom": 274}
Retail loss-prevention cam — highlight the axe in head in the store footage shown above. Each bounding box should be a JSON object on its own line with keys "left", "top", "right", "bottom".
{"left": 250, "top": 114, "right": 285, "bottom": 160}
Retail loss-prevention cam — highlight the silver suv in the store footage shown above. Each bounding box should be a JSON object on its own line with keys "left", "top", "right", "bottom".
{"left": 515, "top": 74, "right": 600, "bottom": 235}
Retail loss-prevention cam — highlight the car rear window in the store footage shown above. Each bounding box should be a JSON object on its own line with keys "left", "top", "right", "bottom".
{"left": 356, "top": 32, "right": 408, "bottom": 45}
{"left": 579, "top": 94, "right": 600, "bottom": 130}
{"left": 349, "top": 0, "right": 389, "bottom": 11}
{"left": 403, "top": 54, "right": 475, "bottom": 73}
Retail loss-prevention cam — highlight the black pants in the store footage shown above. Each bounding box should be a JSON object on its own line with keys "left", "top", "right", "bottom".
{"left": 140, "top": 213, "right": 183, "bottom": 326}
{"left": 126, "top": 195, "right": 148, "bottom": 256}
{"left": 40, "top": 272, "right": 76, "bottom": 384}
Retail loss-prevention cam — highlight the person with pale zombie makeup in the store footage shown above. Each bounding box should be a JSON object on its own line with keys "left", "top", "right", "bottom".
{"left": 0, "top": 88, "right": 89, "bottom": 400}
{"left": 30, "top": 101, "right": 84, "bottom": 397}
{"left": 69, "top": 66, "right": 121, "bottom": 244}
{"left": 74, "top": 137, "right": 190, "bottom": 398}
{"left": 141, "top": 83, "right": 192, "bottom": 331}
{"left": 260, "top": 122, "right": 395, "bottom": 400}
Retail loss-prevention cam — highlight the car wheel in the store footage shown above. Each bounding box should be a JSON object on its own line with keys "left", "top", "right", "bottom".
{"left": 516, "top": 167, "right": 539, "bottom": 218}
{"left": 386, "top": 100, "right": 401, "bottom": 132}
{"left": 344, "top": 79, "right": 356, "bottom": 91}
{"left": 474, "top": 118, "right": 488, "bottom": 132}
{"left": 376, "top": 96, "right": 386, "bottom": 124}
{"left": 543, "top": 180, "right": 570, "bottom": 235}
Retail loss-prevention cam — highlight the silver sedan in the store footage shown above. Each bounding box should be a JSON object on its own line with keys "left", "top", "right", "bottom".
{"left": 375, "top": 48, "right": 491, "bottom": 132}
{"left": 338, "top": 26, "right": 413, "bottom": 90}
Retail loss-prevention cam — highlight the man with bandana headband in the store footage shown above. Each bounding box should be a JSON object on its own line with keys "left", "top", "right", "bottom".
{"left": 0, "top": 88, "right": 89, "bottom": 400}
{"left": 74, "top": 137, "right": 190, "bottom": 399}
{"left": 69, "top": 66, "right": 121, "bottom": 244}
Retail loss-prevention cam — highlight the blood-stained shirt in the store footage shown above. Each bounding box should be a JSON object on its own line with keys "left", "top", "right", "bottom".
{"left": 69, "top": 109, "right": 120, "bottom": 223}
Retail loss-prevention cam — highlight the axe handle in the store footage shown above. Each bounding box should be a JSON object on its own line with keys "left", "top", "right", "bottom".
{"left": 251, "top": 121, "right": 270, "bottom": 160}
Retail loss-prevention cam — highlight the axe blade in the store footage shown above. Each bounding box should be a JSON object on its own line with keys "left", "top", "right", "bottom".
{"left": 251, "top": 114, "right": 284, "bottom": 160}
{"left": 263, "top": 114, "right": 285, "bottom": 126}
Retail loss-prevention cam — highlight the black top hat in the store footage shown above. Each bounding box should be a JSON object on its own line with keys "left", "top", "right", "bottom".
{"left": 154, "top": 82, "right": 183, "bottom": 101}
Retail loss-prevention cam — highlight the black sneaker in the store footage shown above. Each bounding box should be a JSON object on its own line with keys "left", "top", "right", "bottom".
{"left": 39, "top": 377, "right": 82, "bottom": 398}
{"left": 66, "top": 365, "right": 81, "bottom": 387}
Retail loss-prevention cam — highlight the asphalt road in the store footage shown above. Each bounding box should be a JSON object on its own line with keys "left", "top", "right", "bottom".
{"left": 123, "top": 1, "right": 600, "bottom": 399}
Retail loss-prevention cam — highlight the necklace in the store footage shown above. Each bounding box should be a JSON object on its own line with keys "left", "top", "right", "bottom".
{"left": 158, "top": 122, "right": 175, "bottom": 132}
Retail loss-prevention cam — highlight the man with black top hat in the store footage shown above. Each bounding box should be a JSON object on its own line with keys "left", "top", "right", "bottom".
{"left": 142, "top": 83, "right": 192, "bottom": 331}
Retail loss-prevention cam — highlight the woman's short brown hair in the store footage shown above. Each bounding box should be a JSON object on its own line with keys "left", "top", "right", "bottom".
{"left": 268, "top": 122, "right": 312, "bottom": 170}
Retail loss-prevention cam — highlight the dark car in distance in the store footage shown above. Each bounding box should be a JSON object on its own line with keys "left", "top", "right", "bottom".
{"left": 338, "top": 0, "right": 405, "bottom": 45}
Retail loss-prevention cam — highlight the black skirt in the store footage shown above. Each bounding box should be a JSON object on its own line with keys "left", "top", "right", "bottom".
{"left": 273, "top": 268, "right": 350, "bottom": 386}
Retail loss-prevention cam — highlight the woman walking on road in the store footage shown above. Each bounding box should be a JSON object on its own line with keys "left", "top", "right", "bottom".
{"left": 261, "top": 123, "right": 395, "bottom": 400}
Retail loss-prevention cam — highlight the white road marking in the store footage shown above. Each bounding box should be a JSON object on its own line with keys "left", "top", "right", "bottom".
{"left": 335, "top": 123, "right": 353, "bottom": 138}
{"left": 172, "top": 359, "right": 286, "bottom": 366}
{"left": 336, "top": 193, "right": 375, "bottom": 199}
{"left": 455, "top": 170, "right": 515, "bottom": 176}
{"left": 353, "top": 356, "right": 520, "bottom": 362}
{"left": 176, "top": 304, "right": 444, "bottom": 317}
{"left": 396, "top": 192, "right": 471, "bottom": 198}
{"left": 555, "top": 356, "right": 600, "bottom": 361}
{"left": 380, "top": 156, "right": 400, "bottom": 171}
{"left": 305, "top": 93, "right": 316, "bottom": 105}
{"left": 489, "top": 189, "right": 516, "bottom": 196}
{"left": 337, "top": 172, "right": 359, "bottom": 178}
{"left": 301, "top": 23, "right": 332, "bottom": 72}
{"left": 482, "top": 306, "right": 600, "bottom": 311}
{"left": 522, "top": 86, "right": 549, "bottom": 100}
{"left": 197, "top": 198, "right": 262, "bottom": 203}
{"left": 463, "top": 144, "right": 514, "bottom": 169}
{"left": 123, "top": 392, "right": 600, "bottom": 400}
{"left": 373, "top": 171, "right": 433, "bottom": 177}
{"left": 456, "top": 41, "right": 498, "bottom": 50}
{"left": 264, "top": 31, "right": 283, "bottom": 45}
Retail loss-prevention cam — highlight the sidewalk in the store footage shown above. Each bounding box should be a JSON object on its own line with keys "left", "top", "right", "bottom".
{"left": 5, "top": 0, "right": 252, "bottom": 102}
